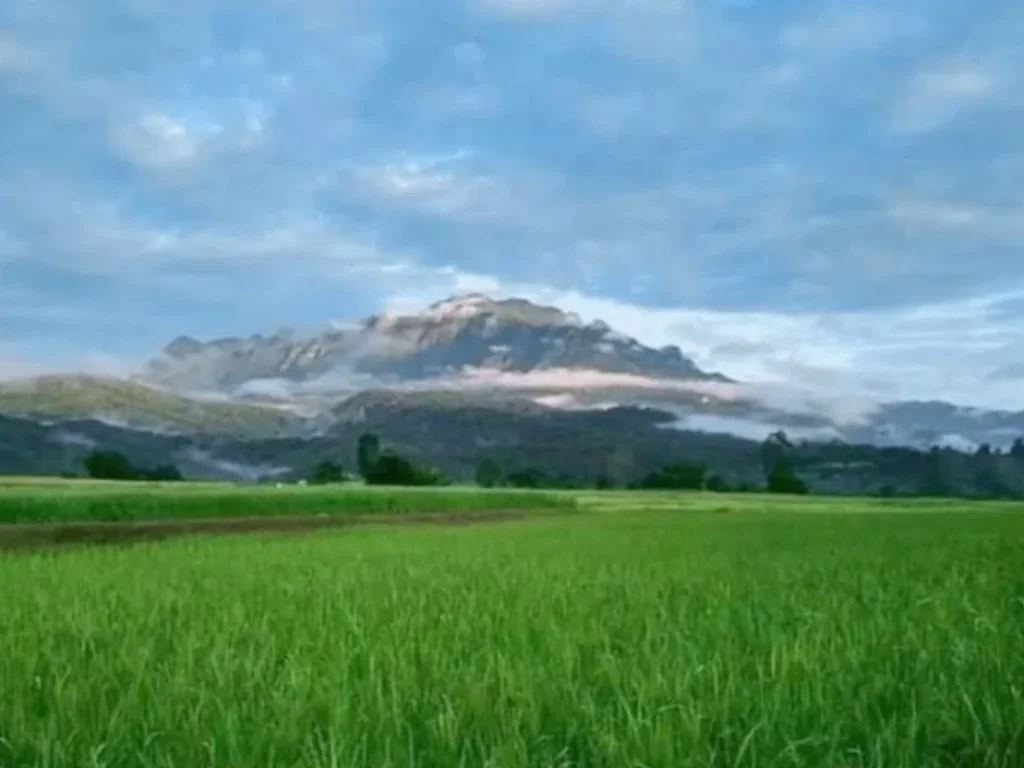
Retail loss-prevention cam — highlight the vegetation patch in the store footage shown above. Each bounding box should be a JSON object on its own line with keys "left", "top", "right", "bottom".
{"left": 0, "top": 482, "right": 575, "bottom": 525}
{"left": 0, "top": 508, "right": 1021, "bottom": 766}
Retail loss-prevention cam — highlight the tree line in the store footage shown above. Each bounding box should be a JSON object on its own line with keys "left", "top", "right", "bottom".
{"left": 78, "top": 429, "right": 1024, "bottom": 497}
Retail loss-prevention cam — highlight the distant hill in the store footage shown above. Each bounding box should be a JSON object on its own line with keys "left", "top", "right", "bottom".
{"left": 0, "top": 375, "right": 302, "bottom": 439}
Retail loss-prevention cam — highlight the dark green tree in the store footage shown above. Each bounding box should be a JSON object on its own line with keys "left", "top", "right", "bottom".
{"left": 309, "top": 460, "right": 345, "bottom": 485}
{"left": 357, "top": 433, "right": 381, "bottom": 478}
{"left": 474, "top": 458, "right": 502, "bottom": 488}
{"left": 364, "top": 451, "right": 445, "bottom": 486}
{"left": 766, "top": 463, "right": 808, "bottom": 494}
{"left": 704, "top": 473, "right": 731, "bottom": 492}
{"left": 82, "top": 450, "right": 183, "bottom": 482}
{"left": 760, "top": 430, "right": 792, "bottom": 474}
{"left": 145, "top": 464, "right": 184, "bottom": 482}
{"left": 83, "top": 450, "right": 139, "bottom": 480}
{"left": 506, "top": 468, "right": 548, "bottom": 488}
{"left": 635, "top": 461, "right": 706, "bottom": 490}
{"left": 1010, "top": 438, "right": 1024, "bottom": 461}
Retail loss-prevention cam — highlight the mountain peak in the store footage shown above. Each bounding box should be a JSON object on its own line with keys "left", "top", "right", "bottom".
{"left": 420, "top": 293, "right": 583, "bottom": 327}
{"left": 424, "top": 292, "right": 493, "bottom": 318}
{"left": 142, "top": 293, "right": 729, "bottom": 392}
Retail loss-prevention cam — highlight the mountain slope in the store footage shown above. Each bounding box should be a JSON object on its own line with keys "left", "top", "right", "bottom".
{"left": 0, "top": 375, "right": 302, "bottom": 439}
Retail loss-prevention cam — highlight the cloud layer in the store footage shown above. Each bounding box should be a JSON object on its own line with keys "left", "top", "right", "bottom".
{"left": 2, "top": 0, "right": 1024, "bottom": 408}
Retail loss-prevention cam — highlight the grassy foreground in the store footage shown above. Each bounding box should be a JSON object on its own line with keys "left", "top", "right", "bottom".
{"left": 1, "top": 507, "right": 1022, "bottom": 767}
{"left": 0, "top": 480, "right": 574, "bottom": 524}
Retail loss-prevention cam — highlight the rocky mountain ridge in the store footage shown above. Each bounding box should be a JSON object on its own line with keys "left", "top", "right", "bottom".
{"left": 142, "top": 293, "right": 728, "bottom": 395}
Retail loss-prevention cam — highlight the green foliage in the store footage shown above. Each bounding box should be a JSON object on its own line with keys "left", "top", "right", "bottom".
{"left": 506, "top": 468, "right": 548, "bottom": 489}
{"left": 82, "top": 450, "right": 138, "bottom": 481}
{"left": 634, "top": 461, "right": 707, "bottom": 490}
{"left": 308, "top": 460, "right": 345, "bottom": 485}
{"left": 362, "top": 452, "right": 448, "bottom": 486}
{"left": 474, "top": 458, "right": 503, "bottom": 488}
{"left": 1011, "top": 438, "right": 1024, "bottom": 460}
{"left": 766, "top": 462, "right": 809, "bottom": 494}
{"left": 0, "top": 482, "right": 572, "bottom": 524}
{"left": 0, "top": 509, "right": 1022, "bottom": 766}
{"left": 83, "top": 450, "right": 183, "bottom": 483}
{"left": 356, "top": 433, "right": 381, "bottom": 479}
{"left": 146, "top": 464, "right": 184, "bottom": 482}
{"left": 704, "top": 473, "right": 731, "bottom": 492}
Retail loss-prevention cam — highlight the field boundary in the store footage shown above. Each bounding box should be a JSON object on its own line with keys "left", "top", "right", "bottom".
{"left": 0, "top": 509, "right": 539, "bottom": 551}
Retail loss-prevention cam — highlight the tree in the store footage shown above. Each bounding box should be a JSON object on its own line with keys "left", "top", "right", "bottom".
{"left": 364, "top": 451, "right": 446, "bottom": 486}
{"left": 635, "top": 462, "right": 706, "bottom": 490}
{"left": 766, "top": 463, "right": 808, "bottom": 495}
{"left": 475, "top": 458, "right": 502, "bottom": 488}
{"left": 1010, "top": 438, "right": 1024, "bottom": 461}
{"left": 595, "top": 472, "right": 614, "bottom": 490}
{"left": 145, "top": 464, "right": 184, "bottom": 482}
{"left": 760, "top": 430, "right": 792, "bottom": 474}
{"left": 309, "top": 460, "right": 345, "bottom": 485}
{"left": 506, "top": 468, "right": 548, "bottom": 489}
{"left": 357, "top": 433, "right": 381, "bottom": 478}
{"left": 82, "top": 450, "right": 183, "bottom": 482}
{"left": 83, "top": 450, "right": 139, "bottom": 480}
{"left": 704, "top": 474, "right": 731, "bottom": 492}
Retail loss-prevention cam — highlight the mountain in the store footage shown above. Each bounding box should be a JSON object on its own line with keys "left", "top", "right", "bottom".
{"left": 138, "top": 292, "right": 1024, "bottom": 451}
{"left": 4, "top": 293, "right": 1024, "bottom": 493}
{"left": 142, "top": 293, "right": 728, "bottom": 395}
{"left": 0, "top": 411, "right": 294, "bottom": 480}
{"left": 0, "top": 375, "right": 302, "bottom": 439}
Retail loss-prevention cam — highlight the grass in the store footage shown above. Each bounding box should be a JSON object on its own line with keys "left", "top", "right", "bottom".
{"left": 0, "top": 480, "right": 574, "bottom": 524}
{"left": 0, "top": 504, "right": 1022, "bottom": 767}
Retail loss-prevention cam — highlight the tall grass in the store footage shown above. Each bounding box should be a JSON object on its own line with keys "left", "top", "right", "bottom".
{"left": 0, "top": 482, "right": 574, "bottom": 524}
{"left": 0, "top": 509, "right": 1022, "bottom": 766}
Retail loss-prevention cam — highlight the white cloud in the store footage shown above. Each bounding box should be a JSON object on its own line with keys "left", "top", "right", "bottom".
{"left": 0, "top": 348, "right": 136, "bottom": 382}
{"left": 0, "top": 32, "right": 20, "bottom": 71}
{"left": 886, "top": 197, "right": 1024, "bottom": 236}
{"left": 111, "top": 112, "right": 199, "bottom": 169}
{"left": 891, "top": 59, "right": 999, "bottom": 132}
{"left": 473, "top": 0, "right": 597, "bottom": 18}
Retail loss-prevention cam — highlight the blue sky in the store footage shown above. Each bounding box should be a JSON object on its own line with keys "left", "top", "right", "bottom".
{"left": 2, "top": 0, "right": 1024, "bottom": 408}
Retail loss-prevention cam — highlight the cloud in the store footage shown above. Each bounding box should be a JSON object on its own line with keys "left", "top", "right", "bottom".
{"left": 3, "top": 0, "right": 1024, "bottom": 412}
{"left": 891, "top": 59, "right": 999, "bottom": 133}
{"left": 111, "top": 112, "right": 200, "bottom": 169}
{"left": 472, "top": 0, "right": 599, "bottom": 19}
{"left": 0, "top": 347, "right": 135, "bottom": 382}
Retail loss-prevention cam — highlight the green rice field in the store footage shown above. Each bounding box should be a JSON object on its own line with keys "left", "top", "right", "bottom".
{"left": 0, "top": 490, "right": 1022, "bottom": 766}
{"left": 0, "top": 479, "right": 574, "bottom": 524}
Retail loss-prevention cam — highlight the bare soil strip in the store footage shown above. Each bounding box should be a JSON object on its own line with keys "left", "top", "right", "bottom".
{"left": 0, "top": 510, "right": 531, "bottom": 552}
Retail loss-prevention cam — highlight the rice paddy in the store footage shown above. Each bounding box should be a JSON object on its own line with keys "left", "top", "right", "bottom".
{"left": 0, "top": 480, "right": 573, "bottom": 524}
{"left": 0, "top": 488, "right": 1021, "bottom": 767}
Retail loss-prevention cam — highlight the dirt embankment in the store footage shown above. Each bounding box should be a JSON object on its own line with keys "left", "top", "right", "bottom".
{"left": 0, "top": 510, "right": 529, "bottom": 551}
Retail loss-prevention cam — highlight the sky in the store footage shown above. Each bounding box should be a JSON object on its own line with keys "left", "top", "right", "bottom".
{"left": 2, "top": 0, "right": 1024, "bottom": 409}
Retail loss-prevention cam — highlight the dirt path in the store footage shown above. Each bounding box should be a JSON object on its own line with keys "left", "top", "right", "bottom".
{"left": 0, "top": 509, "right": 531, "bottom": 551}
